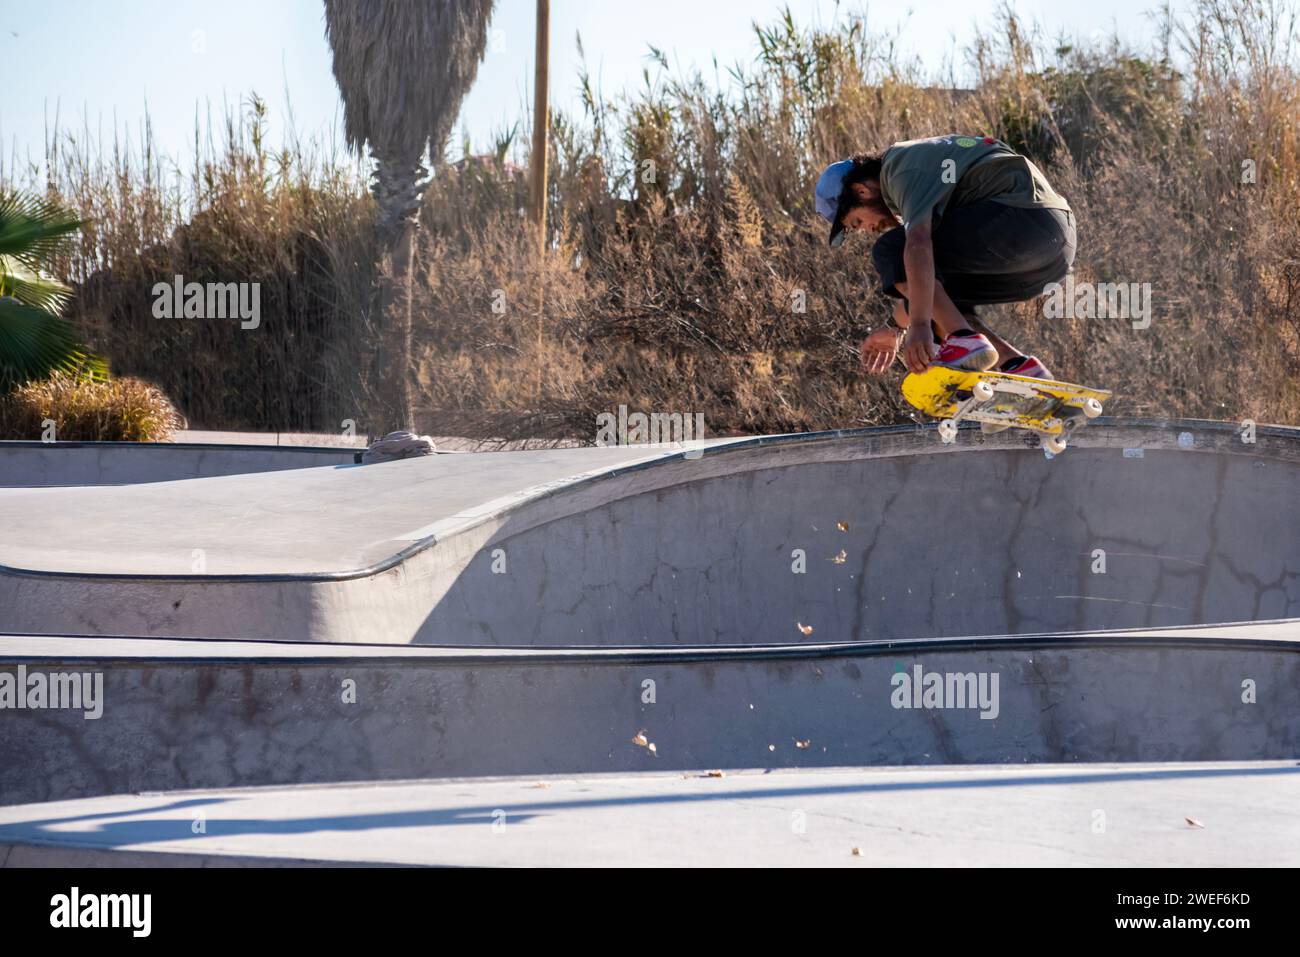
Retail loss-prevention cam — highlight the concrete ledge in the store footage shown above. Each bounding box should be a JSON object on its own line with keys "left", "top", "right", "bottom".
{"left": 0, "top": 440, "right": 360, "bottom": 487}
{"left": 2, "top": 624, "right": 1296, "bottom": 805}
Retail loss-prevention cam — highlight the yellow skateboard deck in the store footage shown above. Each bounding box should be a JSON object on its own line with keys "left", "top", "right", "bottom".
{"left": 901, "top": 365, "right": 1112, "bottom": 451}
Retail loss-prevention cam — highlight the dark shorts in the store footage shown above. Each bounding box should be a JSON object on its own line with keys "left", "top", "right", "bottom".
{"left": 871, "top": 200, "right": 1076, "bottom": 314}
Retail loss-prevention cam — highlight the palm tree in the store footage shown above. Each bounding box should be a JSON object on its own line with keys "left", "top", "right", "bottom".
{"left": 323, "top": 0, "right": 495, "bottom": 434}
{"left": 0, "top": 192, "right": 104, "bottom": 393}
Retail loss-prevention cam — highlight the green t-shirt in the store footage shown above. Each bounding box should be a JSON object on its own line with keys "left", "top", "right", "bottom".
{"left": 879, "top": 134, "right": 1071, "bottom": 230}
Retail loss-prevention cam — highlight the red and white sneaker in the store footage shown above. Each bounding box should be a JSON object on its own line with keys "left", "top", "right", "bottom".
{"left": 1000, "top": 355, "right": 1053, "bottom": 379}
{"left": 933, "top": 332, "right": 998, "bottom": 372}
{"left": 982, "top": 355, "right": 1054, "bottom": 433}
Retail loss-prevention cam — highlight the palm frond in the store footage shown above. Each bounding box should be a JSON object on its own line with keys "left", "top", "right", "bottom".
{"left": 0, "top": 296, "right": 106, "bottom": 392}
{"left": 0, "top": 192, "right": 85, "bottom": 270}
{"left": 0, "top": 259, "right": 74, "bottom": 315}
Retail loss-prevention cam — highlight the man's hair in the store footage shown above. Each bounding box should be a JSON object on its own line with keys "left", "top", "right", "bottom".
{"left": 840, "top": 153, "right": 884, "bottom": 202}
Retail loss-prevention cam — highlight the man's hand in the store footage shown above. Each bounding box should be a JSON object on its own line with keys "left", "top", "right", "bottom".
{"left": 859, "top": 326, "right": 903, "bottom": 375}
{"left": 901, "top": 323, "right": 936, "bottom": 374}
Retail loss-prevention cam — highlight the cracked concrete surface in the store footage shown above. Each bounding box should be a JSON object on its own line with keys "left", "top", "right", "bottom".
{"left": 0, "top": 422, "right": 1296, "bottom": 644}
{"left": 0, "top": 625, "right": 1296, "bottom": 804}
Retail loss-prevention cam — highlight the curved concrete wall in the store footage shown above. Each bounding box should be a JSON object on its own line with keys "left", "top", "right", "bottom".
{"left": 429, "top": 438, "right": 1299, "bottom": 644}
{"left": 0, "top": 441, "right": 358, "bottom": 487}
{"left": 0, "top": 629, "right": 1296, "bottom": 804}
{"left": 0, "top": 421, "right": 1296, "bottom": 644}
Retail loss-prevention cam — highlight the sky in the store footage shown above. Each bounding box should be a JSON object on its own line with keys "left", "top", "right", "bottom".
{"left": 1, "top": 0, "right": 1192, "bottom": 173}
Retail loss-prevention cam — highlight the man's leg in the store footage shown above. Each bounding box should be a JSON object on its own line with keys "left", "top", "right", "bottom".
{"left": 893, "top": 279, "right": 1023, "bottom": 365}
{"left": 963, "top": 314, "right": 1024, "bottom": 366}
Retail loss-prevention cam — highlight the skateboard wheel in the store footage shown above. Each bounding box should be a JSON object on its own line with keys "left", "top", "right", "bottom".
{"left": 1043, "top": 436, "right": 1067, "bottom": 455}
{"left": 1083, "top": 398, "right": 1103, "bottom": 418}
{"left": 938, "top": 419, "right": 958, "bottom": 442}
{"left": 972, "top": 380, "right": 994, "bottom": 402}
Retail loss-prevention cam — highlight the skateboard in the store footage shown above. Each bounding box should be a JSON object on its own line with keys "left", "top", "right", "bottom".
{"left": 901, "top": 365, "right": 1111, "bottom": 454}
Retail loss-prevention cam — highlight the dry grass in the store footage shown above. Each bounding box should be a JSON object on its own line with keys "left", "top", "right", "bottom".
{"left": 3, "top": 2, "right": 1297, "bottom": 441}
{"left": 0, "top": 373, "right": 184, "bottom": 441}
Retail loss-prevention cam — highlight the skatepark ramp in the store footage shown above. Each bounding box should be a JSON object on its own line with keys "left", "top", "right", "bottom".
{"left": 0, "top": 420, "right": 1296, "bottom": 644}
{"left": 1, "top": 622, "right": 1297, "bottom": 804}
{"left": 0, "top": 420, "right": 1297, "bottom": 804}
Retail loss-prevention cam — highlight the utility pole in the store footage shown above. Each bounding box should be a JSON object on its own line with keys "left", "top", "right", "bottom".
{"left": 530, "top": 0, "right": 550, "bottom": 251}
{"left": 531, "top": 0, "right": 550, "bottom": 402}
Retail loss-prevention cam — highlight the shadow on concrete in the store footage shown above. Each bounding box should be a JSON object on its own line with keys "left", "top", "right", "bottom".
{"left": 3, "top": 763, "right": 1296, "bottom": 856}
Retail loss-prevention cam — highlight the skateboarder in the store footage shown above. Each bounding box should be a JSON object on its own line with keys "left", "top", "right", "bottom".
{"left": 815, "top": 135, "right": 1074, "bottom": 381}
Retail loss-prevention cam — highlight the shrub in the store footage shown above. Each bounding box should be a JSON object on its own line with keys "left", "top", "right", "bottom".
{"left": 0, "top": 373, "right": 184, "bottom": 442}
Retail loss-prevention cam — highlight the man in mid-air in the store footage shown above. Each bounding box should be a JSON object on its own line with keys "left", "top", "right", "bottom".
{"left": 815, "top": 135, "right": 1074, "bottom": 383}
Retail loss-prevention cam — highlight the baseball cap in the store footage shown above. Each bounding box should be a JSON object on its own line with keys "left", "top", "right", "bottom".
{"left": 815, "top": 159, "right": 854, "bottom": 247}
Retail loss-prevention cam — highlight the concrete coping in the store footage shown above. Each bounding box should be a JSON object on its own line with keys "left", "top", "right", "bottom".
{"left": 1, "top": 418, "right": 1296, "bottom": 584}
{"left": 2, "top": 618, "right": 1296, "bottom": 664}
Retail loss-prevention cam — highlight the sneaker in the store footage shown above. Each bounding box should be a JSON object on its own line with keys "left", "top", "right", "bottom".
{"left": 933, "top": 331, "right": 998, "bottom": 372}
{"left": 1000, "top": 354, "right": 1053, "bottom": 379}
{"left": 981, "top": 355, "right": 1054, "bottom": 433}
